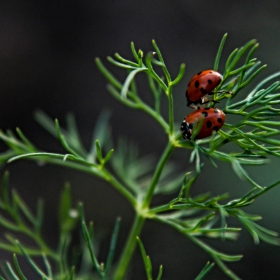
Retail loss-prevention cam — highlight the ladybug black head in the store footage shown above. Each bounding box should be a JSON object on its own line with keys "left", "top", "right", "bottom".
{"left": 180, "top": 118, "right": 192, "bottom": 139}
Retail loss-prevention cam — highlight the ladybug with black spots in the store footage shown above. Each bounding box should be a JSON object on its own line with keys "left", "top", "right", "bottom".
{"left": 186, "top": 70, "right": 223, "bottom": 108}
{"left": 181, "top": 107, "right": 226, "bottom": 140}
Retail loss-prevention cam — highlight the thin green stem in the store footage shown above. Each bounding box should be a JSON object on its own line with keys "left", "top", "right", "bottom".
{"left": 52, "top": 158, "right": 136, "bottom": 207}
{"left": 103, "top": 169, "right": 137, "bottom": 207}
{"left": 167, "top": 85, "right": 174, "bottom": 134}
{"left": 135, "top": 98, "right": 169, "bottom": 133}
{"left": 5, "top": 208, "right": 59, "bottom": 262}
{"left": 212, "top": 255, "right": 241, "bottom": 280}
{"left": 26, "top": 156, "right": 106, "bottom": 178}
{"left": 143, "top": 141, "right": 175, "bottom": 208}
{"left": 113, "top": 128, "right": 175, "bottom": 279}
{"left": 149, "top": 204, "right": 171, "bottom": 214}
{"left": 31, "top": 235, "right": 59, "bottom": 262}
{"left": 0, "top": 241, "right": 36, "bottom": 254}
{"left": 18, "top": 156, "right": 137, "bottom": 208}
{"left": 113, "top": 214, "right": 145, "bottom": 280}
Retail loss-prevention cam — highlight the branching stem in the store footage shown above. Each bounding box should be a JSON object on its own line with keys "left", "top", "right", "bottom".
{"left": 113, "top": 214, "right": 145, "bottom": 280}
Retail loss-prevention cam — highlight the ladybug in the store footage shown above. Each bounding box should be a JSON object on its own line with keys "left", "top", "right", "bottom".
{"left": 186, "top": 70, "right": 223, "bottom": 108}
{"left": 181, "top": 107, "right": 226, "bottom": 140}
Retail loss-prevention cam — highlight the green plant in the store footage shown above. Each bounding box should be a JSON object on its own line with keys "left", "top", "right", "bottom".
{"left": 0, "top": 33, "right": 280, "bottom": 279}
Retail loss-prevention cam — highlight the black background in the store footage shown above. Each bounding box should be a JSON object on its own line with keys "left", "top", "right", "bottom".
{"left": 1, "top": 1, "right": 280, "bottom": 279}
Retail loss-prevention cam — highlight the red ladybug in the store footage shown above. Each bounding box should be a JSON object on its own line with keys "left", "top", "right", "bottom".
{"left": 186, "top": 70, "right": 223, "bottom": 108}
{"left": 181, "top": 107, "right": 226, "bottom": 139}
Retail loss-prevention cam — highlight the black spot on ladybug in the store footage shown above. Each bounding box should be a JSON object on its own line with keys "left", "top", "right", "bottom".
{"left": 195, "top": 81, "right": 200, "bottom": 88}
{"left": 210, "top": 71, "right": 213, "bottom": 73}
{"left": 202, "top": 111, "right": 208, "bottom": 117}
{"left": 217, "top": 118, "right": 223, "bottom": 123}
{"left": 213, "top": 126, "right": 219, "bottom": 131}
{"left": 205, "top": 108, "right": 210, "bottom": 110}
{"left": 200, "top": 87, "right": 207, "bottom": 94}
{"left": 197, "top": 71, "right": 202, "bottom": 75}
{"left": 206, "top": 120, "right": 212, "bottom": 128}
{"left": 208, "top": 79, "right": 213, "bottom": 84}
{"left": 214, "top": 109, "right": 218, "bottom": 113}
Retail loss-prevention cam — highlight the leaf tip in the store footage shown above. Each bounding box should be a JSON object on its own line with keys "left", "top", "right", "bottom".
{"left": 222, "top": 33, "right": 228, "bottom": 39}
{"left": 78, "top": 202, "right": 84, "bottom": 213}
{"left": 7, "top": 158, "right": 14, "bottom": 164}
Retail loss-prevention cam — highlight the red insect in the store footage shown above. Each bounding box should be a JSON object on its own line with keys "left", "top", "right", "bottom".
{"left": 186, "top": 70, "right": 223, "bottom": 108}
{"left": 181, "top": 107, "right": 226, "bottom": 139}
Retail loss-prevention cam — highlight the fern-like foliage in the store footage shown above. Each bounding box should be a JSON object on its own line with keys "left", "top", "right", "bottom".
{"left": 0, "top": 34, "right": 280, "bottom": 279}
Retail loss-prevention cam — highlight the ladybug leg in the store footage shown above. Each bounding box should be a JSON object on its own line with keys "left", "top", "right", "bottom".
{"left": 206, "top": 91, "right": 221, "bottom": 102}
{"left": 190, "top": 98, "right": 207, "bottom": 109}
{"left": 187, "top": 100, "right": 198, "bottom": 110}
{"left": 200, "top": 97, "right": 210, "bottom": 105}
{"left": 201, "top": 96, "right": 219, "bottom": 105}
{"left": 196, "top": 98, "right": 204, "bottom": 109}
{"left": 188, "top": 104, "right": 198, "bottom": 109}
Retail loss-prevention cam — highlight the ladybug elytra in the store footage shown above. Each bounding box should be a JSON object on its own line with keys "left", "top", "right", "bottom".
{"left": 186, "top": 70, "right": 222, "bottom": 108}
{"left": 181, "top": 107, "right": 226, "bottom": 140}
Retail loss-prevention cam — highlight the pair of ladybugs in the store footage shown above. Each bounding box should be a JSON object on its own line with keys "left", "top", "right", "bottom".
{"left": 180, "top": 70, "right": 226, "bottom": 140}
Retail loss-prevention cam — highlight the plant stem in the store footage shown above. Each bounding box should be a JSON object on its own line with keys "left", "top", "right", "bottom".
{"left": 143, "top": 141, "right": 175, "bottom": 208}
{"left": 113, "top": 214, "right": 145, "bottom": 280}
{"left": 136, "top": 97, "right": 169, "bottom": 133}
{"left": 167, "top": 85, "right": 174, "bottom": 134}
{"left": 114, "top": 141, "right": 175, "bottom": 279}
{"left": 103, "top": 169, "right": 137, "bottom": 207}
{"left": 23, "top": 156, "right": 137, "bottom": 208}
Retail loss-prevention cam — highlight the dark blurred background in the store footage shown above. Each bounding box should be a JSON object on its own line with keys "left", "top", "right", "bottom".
{"left": 1, "top": 0, "right": 280, "bottom": 279}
